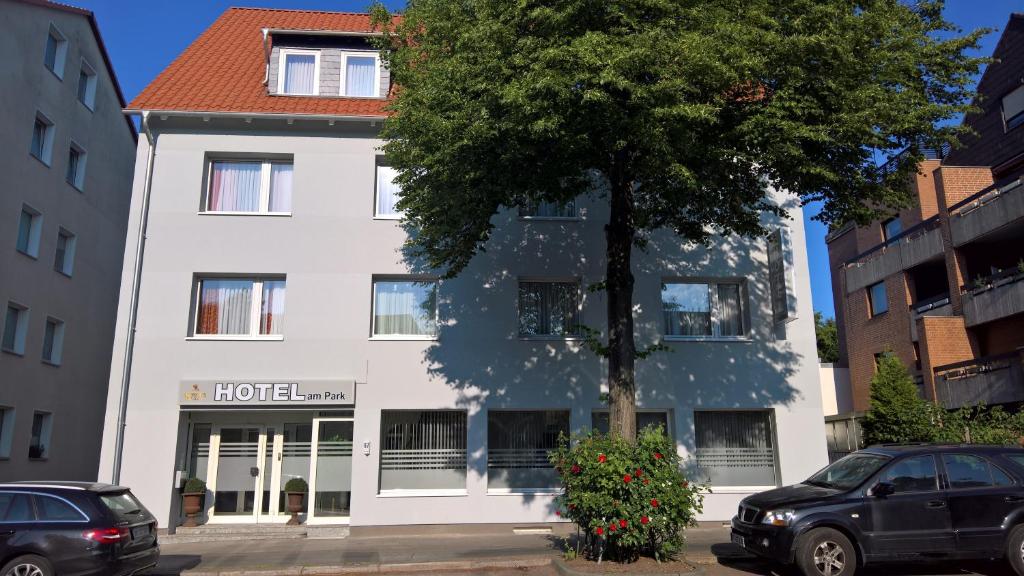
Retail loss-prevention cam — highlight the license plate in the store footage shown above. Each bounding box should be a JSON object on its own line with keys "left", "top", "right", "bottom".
{"left": 131, "top": 525, "right": 149, "bottom": 540}
{"left": 731, "top": 533, "right": 745, "bottom": 548}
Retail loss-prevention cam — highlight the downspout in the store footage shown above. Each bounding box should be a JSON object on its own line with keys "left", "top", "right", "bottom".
{"left": 112, "top": 110, "right": 157, "bottom": 485}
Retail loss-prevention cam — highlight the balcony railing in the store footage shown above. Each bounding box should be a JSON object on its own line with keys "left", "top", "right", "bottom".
{"left": 844, "top": 217, "right": 944, "bottom": 294}
{"left": 933, "top": 350, "right": 1024, "bottom": 409}
{"left": 908, "top": 294, "right": 952, "bottom": 342}
{"left": 949, "top": 178, "right": 1024, "bottom": 247}
{"left": 961, "top": 268, "right": 1024, "bottom": 327}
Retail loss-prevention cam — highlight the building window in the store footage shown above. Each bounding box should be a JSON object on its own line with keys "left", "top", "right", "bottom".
{"left": 375, "top": 164, "right": 402, "bottom": 218}
{"left": 694, "top": 410, "right": 778, "bottom": 487}
{"left": 341, "top": 53, "right": 379, "bottom": 97}
{"left": 0, "top": 407, "right": 14, "bottom": 459}
{"left": 16, "top": 206, "right": 43, "bottom": 258}
{"left": 379, "top": 410, "right": 467, "bottom": 493}
{"left": 2, "top": 304, "right": 29, "bottom": 356}
{"left": 54, "top": 229, "right": 76, "bottom": 276}
{"left": 487, "top": 411, "right": 569, "bottom": 492}
{"left": 278, "top": 50, "right": 319, "bottom": 95}
{"left": 206, "top": 160, "right": 292, "bottom": 214}
{"left": 1003, "top": 85, "right": 1024, "bottom": 131}
{"left": 30, "top": 113, "right": 54, "bottom": 165}
{"left": 662, "top": 281, "right": 745, "bottom": 338}
{"left": 592, "top": 411, "right": 670, "bottom": 437}
{"left": 519, "top": 199, "right": 576, "bottom": 219}
{"left": 192, "top": 277, "right": 286, "bottom": 338}
{"left": 66, "top": 143, "right": 86, "bottom": 190}
{"left": 41, "top": 318, "right": 65, "bottom": 366}
{"left": 518, "top": 281, "right": 581, "bottom": 337}
{"left": 868, "top": 281, "right": 888, "bottom": 317}
{"left": 77, "top": 60, "right": 97, "bottom": 110}
{"left": 882, "top": 217, "right": 902, "bottom": 241}
{"left": 372, "top": 279, "right": 438, "bottom": 338}
{"left": 29, "top": 412, "right": 53, "bottom": 460}
{"left": 43, "top": 25, "right": 67, "bottom": 78}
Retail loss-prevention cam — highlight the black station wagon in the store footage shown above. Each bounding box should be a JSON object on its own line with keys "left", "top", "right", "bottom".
{"left": 731, "top": 444, "right": 1024, "bottom": 576}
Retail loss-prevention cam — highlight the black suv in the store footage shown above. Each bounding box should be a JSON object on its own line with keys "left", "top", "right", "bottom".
{"left": 731, "top": 444, "right": 1024, "bottom": 576}
{"left": 0, "top": 482, "right": 159, "bottom": 576}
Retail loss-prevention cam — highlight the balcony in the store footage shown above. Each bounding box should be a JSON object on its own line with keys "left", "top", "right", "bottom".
{"left": 949, "top": 178, "right": 1024, "bottom": 247}
{"left": 845, "top": 217, "right": 945, "bottom": 294}
{"left": 961, "top": 268, "right": 1024, "bottom": 327}
{"left": 908, "top": 294, "right": 952, "bottom": 342}
{"left": 934, "top": 351, "right": 1024, "bottom": 409}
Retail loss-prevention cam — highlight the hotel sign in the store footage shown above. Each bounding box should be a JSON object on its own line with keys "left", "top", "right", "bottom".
{"left": 179, "top": 379, "right": 355, "bottom": 407}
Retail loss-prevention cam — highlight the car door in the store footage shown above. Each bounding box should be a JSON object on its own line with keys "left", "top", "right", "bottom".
{"left": 0, "top": 491, "right": 38, "bottom": 555}
{"left": 865, "top": 454, "right": 954, "bottom": 557}
{"left": 32, "top": 493, "right": 94, "bottom": 575}
{"left": 941, "top": 453, "right": 1018, "bottom": 556}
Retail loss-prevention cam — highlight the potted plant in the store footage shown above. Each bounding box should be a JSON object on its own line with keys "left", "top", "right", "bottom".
{"left": 283, "top": 477, "right": 308, "bottom": 525}
{"left": 181, "top": 477, "right": 206, "bottom": 527}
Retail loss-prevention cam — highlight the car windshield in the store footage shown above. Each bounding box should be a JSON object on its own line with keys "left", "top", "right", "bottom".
{"left": 805, "top": 453, "right": 889, "bottom": 490}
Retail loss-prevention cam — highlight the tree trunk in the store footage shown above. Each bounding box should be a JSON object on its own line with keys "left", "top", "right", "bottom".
{"left": 606, "top": 165, "right": 637, "bottom": 441}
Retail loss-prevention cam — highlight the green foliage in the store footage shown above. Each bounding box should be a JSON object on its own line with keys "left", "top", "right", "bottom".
{"left": 182, "top": 477, "right": 206, "bottom": 494}
{"left": 284, "top": 477, "right": 308, "bottom": 493}
{"left": 862, "top": 354, "right": 933, "bottom": 445}
{"left": 549, "top": 426, "right": 704, "bottom": 563}
{"left": 932, "top": 405, "right": 1024, "bottom": 445}
{"left": 814, "top": 312, "right": 840, "bottom": 364}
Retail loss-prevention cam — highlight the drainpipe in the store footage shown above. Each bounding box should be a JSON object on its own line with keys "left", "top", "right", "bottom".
{"left": 112, "top": 110, "right": 157, "bottom": 485}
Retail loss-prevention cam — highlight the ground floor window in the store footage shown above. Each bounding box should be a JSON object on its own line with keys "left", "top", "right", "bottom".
{"left": 592, "top": 410, "right": 671, "bottom": 437}
{"left": 380, "top": 410, "right": 467, "bottom": 492}
{"left": 487, "top": 411, "right": 569, "bottom": 491}
{"left": 694, "top": 410, "right": 777, "bottom": 487}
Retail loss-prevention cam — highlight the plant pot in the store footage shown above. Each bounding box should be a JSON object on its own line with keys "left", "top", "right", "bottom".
{"left": 181, "top": 492, "right": 204, "bottom": 527}
{"left": 286, "top": 492, "right": 305, "bottom": 525}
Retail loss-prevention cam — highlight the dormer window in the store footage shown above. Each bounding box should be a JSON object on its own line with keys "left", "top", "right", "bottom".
{"left": 342, "top": 53, "right": 379, "bottom": 97}
{"left": 278, "top": 49, "right": 319, "bottom": 95}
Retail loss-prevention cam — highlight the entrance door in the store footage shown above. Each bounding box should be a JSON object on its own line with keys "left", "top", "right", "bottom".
{"left": 308, "top": 417, "right": 354, "bottom": 523}
{"left": 211, "top": 426, "right": 264, "bottom": 521}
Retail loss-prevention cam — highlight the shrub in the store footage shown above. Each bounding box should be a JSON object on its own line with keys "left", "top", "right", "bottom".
{"left": 284, "top": 477, "right": 308, "bottom": 493}
{"left": 862, "top": 354, "right": 934, "bottom": 445}
{"left": 182, "top": 477, "right": 206, "bottom": 494}
{"left": 549, "top": 426, "right": 704, "bottom": 563}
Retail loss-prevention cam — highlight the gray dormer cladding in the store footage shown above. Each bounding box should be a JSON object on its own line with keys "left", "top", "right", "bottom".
{"left": 268, "top": 33, "right": 390, "bottom": 97}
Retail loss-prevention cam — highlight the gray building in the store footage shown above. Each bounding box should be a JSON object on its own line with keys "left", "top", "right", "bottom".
{"left": 97, "top": 7, "right": 827, "bottom": 529}
{"left": 0, "top": 0, "right": 137, "bottom": 480}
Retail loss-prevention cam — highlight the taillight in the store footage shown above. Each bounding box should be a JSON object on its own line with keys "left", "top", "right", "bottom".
{"left": 83, "top": 527, "right": 129, "bottom": 543}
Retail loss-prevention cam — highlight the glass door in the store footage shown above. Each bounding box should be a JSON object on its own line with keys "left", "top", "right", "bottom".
{"left": 276, "top": 423, "right": 312, "bottom": 518}
{"left": 211, "top": 426, "right": 264, "bottom": 522}
{"left": 308, "top": 417, "right": 354, "bottom": 523}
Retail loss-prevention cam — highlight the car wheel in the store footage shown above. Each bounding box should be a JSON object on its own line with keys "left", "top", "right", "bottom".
{"left": 1006, "top": 525, "right": 1024, "bottom": 575}
{"left": 0, "top": 555, "right": 53, "bottom": 576}
{"left": 796, "top": 528, "right": 856, "bottom": 576}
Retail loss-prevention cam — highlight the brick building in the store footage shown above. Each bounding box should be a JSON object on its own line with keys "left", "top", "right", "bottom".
{"left": 827, "top": 13, "right": 1024, "bottom": 412}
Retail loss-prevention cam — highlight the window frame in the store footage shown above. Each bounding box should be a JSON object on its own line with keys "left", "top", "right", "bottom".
{"left": 2, "top": 303, "right": 30, "bottom": 356}
{"left": 693, "top": 409, "right": 780, "bottom": 491}
{"left": 374, "top": 162, "right": 402, "bottom": 219}
{"left": 868, "top": 281, "right": 888, "bottom": 317}
{"left": 516, "top": 278, "right": 583, "bottom": 339}
{"left": 661, "top": 279, "right": 749, "bottom": 341}
{"left": 1002, "top": 84, "right": 1024, "bottom": 132}
{"left": 0, "top": 407, "right": 14, "bottom": 459}
{"left": 874, "top": 454, "right": 940, "bottom": 495}
{"left": 54, "top": 228, "right": 76, "bottom": 277}
{"left": 486, "top": 409, "right": 570, "bottom": 494}
{"left": 518, "top": 199, "right": 579, "bottom": 221}
{"left": 882, "top": 217, "right": 902, "bottom": 242}
{"left": 31, "top": 494, "right": 89, "bottom": 523}
{"left": 30, "top": 112, "right": 55, "bottom": 166}
{"left": 339, "top": 51, "right": 381, "bottom": 98}
{"left": 43, "top": 24, "right": 67, "bottom": 79}
{"left": 188, "top": 276, "right": 286, "bottom": 341}
{"left": 16, "top": 205, "right": 43, "bottom": 259}
{"left": 77, "top": 59, "right": 98, "bottom": 111}
{"left": 41, "top": 317, "right": 65, "bottom": 367}
{"left": 66, "top": 141, "right": 86, "bottom": 191}
{"left": 28, "top": 411, "right": 53, "bottom": 461}
{"left": 370, "top": 277, "right": 440, "bottom": 340}
{"left": 940, "top": 453, "right": 1014, "bottom": 491}
{"left": 201, "top": 159, "right": 293, "bottom": 215}
{"left": 277, "top": 49, "right": 321, "bottom": 96}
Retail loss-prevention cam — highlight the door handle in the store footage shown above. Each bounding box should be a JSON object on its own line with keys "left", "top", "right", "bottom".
{"left": 926, "top": 500, "right": 946, "bottom": 509}
{"left": 0, "top": 530, "right": 14, "bottom": 536}
{"left": 1005, "top": 496, "right": 1024, "bottom": 503}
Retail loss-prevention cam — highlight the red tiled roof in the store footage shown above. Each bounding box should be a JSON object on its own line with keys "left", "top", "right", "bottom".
{"left": 127, "top": 7, "right": 396, "bottom": 117}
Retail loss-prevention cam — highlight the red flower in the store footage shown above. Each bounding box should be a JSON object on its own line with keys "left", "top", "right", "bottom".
{"left": 619, "top": 519, "right": 628, "bottom": 528}
{"left": 641, "top": 516, "right": 650, "bottom": 525}
{"left": 651, "top": 499, "right": 659, "bottom": 508}
{"left": 682, "top": 481, "right": 689, "bottom": 488}
{"left": 608, "top": 523, "right": 617, "bottom": 532}
{"left": 571, "top": 464, "right": 581, "bottom": 474}
{"left": 596, "top": 527, "right": 604, "bottom": 535}
{"left": 635, "top": 469, "right": 643, "bottom": 477}
{"left": 598, "top": 454, "right": 607, "bottom": 463}
{"left": 654, "top": 453, "right": 663, "bottom": 460}
{"left": 555, "top": 510, "right": 561, "bottom": 517}
{"left": 643, "top": 478, "right": 650, "bottom": 485}
{"left": 623, "top": 474, "right": 633, "bottom": 484}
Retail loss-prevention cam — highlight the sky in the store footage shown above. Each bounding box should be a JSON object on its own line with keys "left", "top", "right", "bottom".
{"left": 78, "top": 0, "right": 1022, "bottom": 319}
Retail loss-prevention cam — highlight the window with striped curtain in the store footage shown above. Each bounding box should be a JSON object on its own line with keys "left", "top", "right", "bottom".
{"left": 379, "top": 411, "right": 467, "bottom": 492}
{"left": 694, "top": 411, "right": 778, "bottom": 487}
{"left": 487, "top": 411, "right": 569, "bottom": 491}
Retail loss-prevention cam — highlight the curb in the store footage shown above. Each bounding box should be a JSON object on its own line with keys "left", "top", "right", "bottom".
{"left": 179, "top": 556, "right": 554, "bottom": 576}
{"left": 553, "top": 558, "right": 705, "bottom": 576}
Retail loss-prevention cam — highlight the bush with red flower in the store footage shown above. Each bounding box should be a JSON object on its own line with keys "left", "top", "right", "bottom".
{"left": 549, "top": 426, "right": 704, "bottom": 562}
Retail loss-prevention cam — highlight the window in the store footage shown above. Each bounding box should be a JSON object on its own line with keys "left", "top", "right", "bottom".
{"left": 694, "top": 410, "right": 778, "bottom": 487}
{"left": 372, "top": 279, "right": 438, "bottom": 338}
{"left": 519, "top": 199, "right": 576, "bottom": 219}
{"left": 2, "top": 304, "right": 29, "bottom": 356}
{"left": 592, "top": 411, "right": 670, "bottom": 436}
{"left": 868, "top": 281, "right": 888, "bottom": 317}
{"left": 192, "top": 277, "right": 286, "bottom": 338}
{"left": 41, "top": 318, "right": 65, "bottom": 366}
{"left": 43, "top": 25, "right": 67, "bottom": 78}
{"left": 662, "top": 281, "right": 745, "bottom": 338}
{"left": 77, "top": 60, "right": 97, "bottom": 110}
{"left": 0, "top": 493, "right": 34, "bottom": 523}
{"left": 518, "top": 281, "right": 580, "bottom": 337}
{"left": 341, "top": 53, "right": 379, "bottom": 97}
{"left": 487, "top": 411, "right": 569, "bottom": 492}
{"left": 29, "top": 412, "right": 52, "bottom": 460}
{"left": 30, "top": 113, "right": 54, "bottom": 165}
{"left": 1003, "top": 85, "right": 1024, "bottom": 131}
{"left": 0, "top": 407, "right": 14, "bottom": 459}
{"left": 882, "top": 218, "right": 902, "bottom": 241}
{"left": 66, "top": 143, "right": 86, "bottom": 190}
{"left": 36, "top": 495, "right": 86, "bottom": 521}
{"left": 54, "top": 229, "right": 76, "bottom": 276}
{"left": 943, "top": 454, "right": 1010, "bottom": 489}
{"left": 205, "top": 160, "right": 292, "bottom": 214}
{"left": 375, "top": 164, "right": 402, "bottom": 218}
{"left": 879, "top": 455, "right": 938, "bottom": 493}
{"left": 278, "top": 50, "right": 319, "bottom": 95}
{"left": 16, "top": 206, "right": 43, "bottom": 258}
{"left": 379, "top": 411, "right": 466, "bottom": 493}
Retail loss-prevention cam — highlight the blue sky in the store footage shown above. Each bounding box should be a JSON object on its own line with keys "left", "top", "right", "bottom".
{"left": 81, "top": 0, "right": 1021, "bottom": 318}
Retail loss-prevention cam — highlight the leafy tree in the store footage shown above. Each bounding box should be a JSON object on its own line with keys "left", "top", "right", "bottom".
{"left": 815, "top": 312, "right": 840, "bottom": 364}
{"left": 862, "top": 354, "right": 934, "bottom": 445}
{"left": 371, "top": 0, "right": 986, "bottom": 439}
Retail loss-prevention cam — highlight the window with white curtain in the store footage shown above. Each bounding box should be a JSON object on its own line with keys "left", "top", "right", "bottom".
{"left": 342, "top": 53, "right": 379, "bottom": 97}
{"left": 279, "top": 50, "right": 319, "bottom": 95}
{"left": 662, "top": 281, "right": 745, "bottom": 339}
{"left": 519, "top": 199, "right": 576, "bottom": 219}
{"left": 487, "top": 411, "right": 569, "bottom": 491}
{"left": 372, "top": 279, "right": 438, "bottom": 338}
{"left": 375, "top": 164, "right": 402, "bottom": 218}
{"left": 205, "top": 160, "right": 292, "bottom": 214}
{"left": 380, "top": 410, "right": 466, "bottom": 493}
{"left": 518, "top": 281, "right": 581, "bottom": 337}
{"left": 192, "top": 277, "right": 286, "bottom": 338}
{"left": 694, "top": 410, "right": 778, "bottom": 487}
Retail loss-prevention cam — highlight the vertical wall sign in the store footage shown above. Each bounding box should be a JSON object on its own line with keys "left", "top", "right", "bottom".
{"left": 768, "top": 227, "right": 799, "bottom": 325}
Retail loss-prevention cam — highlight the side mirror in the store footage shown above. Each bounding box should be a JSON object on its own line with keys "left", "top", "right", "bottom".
{"left": 871, "top": 481, "right": 895, "bottom": 497}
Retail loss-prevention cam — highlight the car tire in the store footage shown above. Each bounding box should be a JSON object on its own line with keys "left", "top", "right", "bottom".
{"left": 1006, "top": 525, "right": 1024, "bottom": 575}
{"left": 1, "top": 554, "right": 54, "bottom": 576}
{"left": 795, "top": 528, "right": 857, "bottom": 576}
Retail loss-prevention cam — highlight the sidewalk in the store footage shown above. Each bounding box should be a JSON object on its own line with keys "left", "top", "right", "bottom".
{"left": 150, "top": 525, "right": 740, "bottom": 575}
